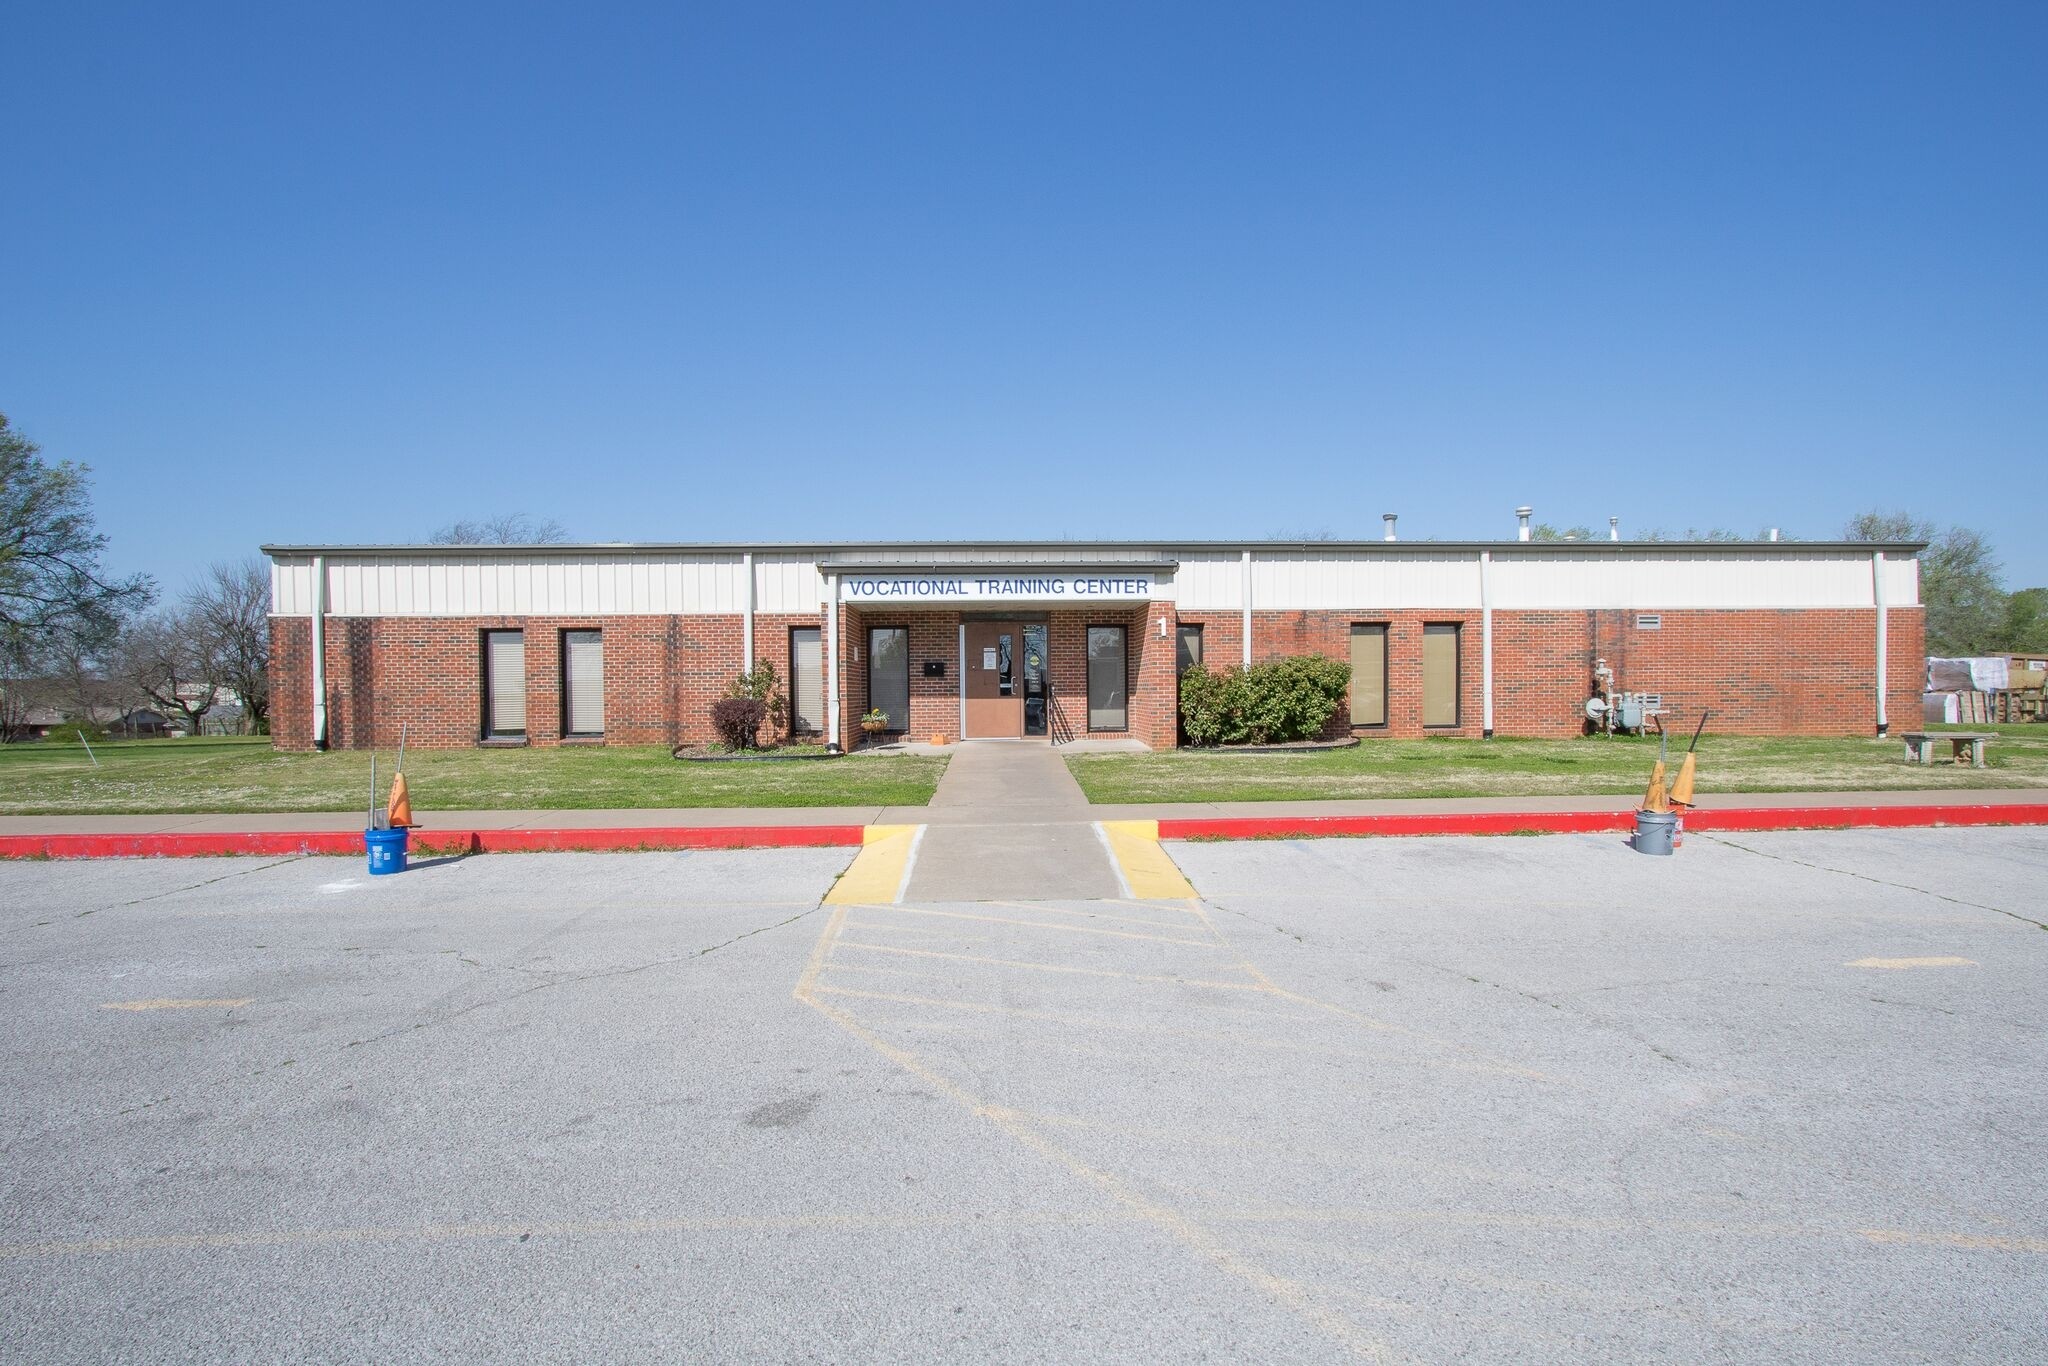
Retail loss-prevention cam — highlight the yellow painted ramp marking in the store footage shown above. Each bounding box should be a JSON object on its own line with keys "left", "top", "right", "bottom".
{"left": 824, "top": 825, "right": 922, "bottom": 906}
{"left": 1096, "top": 820, "right": 1196, "bottom": 900}
{"left": 1847, "top": 956, "right": 1977, "bottom": 970}
{"left": 102, "top": 999, "right": 252, "bottom": 1012}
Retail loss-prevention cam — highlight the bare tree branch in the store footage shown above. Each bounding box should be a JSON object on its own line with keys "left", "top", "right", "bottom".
{"left": 428, "top": 513, "right": 570, "bottom": 545}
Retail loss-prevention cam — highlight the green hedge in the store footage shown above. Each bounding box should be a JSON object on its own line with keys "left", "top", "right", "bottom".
{"left": 1178, "top": 654, "right": 1351, "bottom": 746}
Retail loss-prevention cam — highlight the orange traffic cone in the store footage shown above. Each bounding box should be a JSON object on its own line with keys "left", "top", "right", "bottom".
{"left": 1668, "top": 751, "right": 1696, "bottom": 808}
{"left": 386, "top": 771, "right": 415, "bottom": 829}
{"left": 1643, "top": 759, "right": 1668, "bottom": 813}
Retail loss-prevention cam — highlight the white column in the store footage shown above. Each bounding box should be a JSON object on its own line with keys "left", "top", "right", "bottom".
{"left": 742, "top": 551, "right": 756, "bottom": 672}
{"left": 1240, "top": 549, "right": 1253, "bottom": 666}
{"left": 1873, "top": 550, "right": 1889, "bottom": 736}
{"left": 310, "top": 555, "right": 329, "bottom": 750}
{"left": 1480, "top": 550, "right": 1494, "bottom": 738}
{"left": 825, "top": 576, "right": 841, "bottom": 751}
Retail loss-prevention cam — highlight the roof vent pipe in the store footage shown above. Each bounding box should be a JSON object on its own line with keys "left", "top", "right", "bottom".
{"left": 1515, "top": 506, "right": 1533, "bottom": 542}
{"left": 1382, "top": 513, "right": 1398, "bottom": 542}
{"left": 1609, "top": 517, "right": 1620, "bottom": 542}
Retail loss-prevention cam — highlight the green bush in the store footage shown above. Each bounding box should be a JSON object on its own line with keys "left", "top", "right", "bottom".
{"left": 726, "top": 660, "right": 788, "bottom": 735}
{"left": 1177, "top": 653, "right": 1351, "bottom": 746}
{"left": 46, "top": 722, "right": 107, "bottom": 744}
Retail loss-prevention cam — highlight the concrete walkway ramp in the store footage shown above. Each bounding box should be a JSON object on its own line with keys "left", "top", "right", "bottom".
{"left": 904, "top": 742, "right": 1123, "bottom": 902}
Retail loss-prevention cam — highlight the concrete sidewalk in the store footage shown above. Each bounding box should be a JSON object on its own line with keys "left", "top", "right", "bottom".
{"left": 897, "top": 741, "right": 1124, "bottom": 901}
{"left": 3, "top": 786, "right": 2042, "bottom": 836}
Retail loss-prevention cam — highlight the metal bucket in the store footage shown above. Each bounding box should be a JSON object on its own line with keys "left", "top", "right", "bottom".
{"left": 1632, "top": 808, "right": 1678, "bottom": 856}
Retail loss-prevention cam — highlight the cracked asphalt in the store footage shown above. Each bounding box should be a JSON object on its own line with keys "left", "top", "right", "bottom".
{"left": 3, "top": 828, "right": 2046, "bottom": 1362}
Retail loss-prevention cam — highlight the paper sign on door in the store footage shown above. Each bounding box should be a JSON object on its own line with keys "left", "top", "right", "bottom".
{"left": 981, "top": 647, "right": 998, "bottom": 670}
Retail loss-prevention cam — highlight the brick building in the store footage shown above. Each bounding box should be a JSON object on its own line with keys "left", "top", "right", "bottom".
{"left": 263, "top": 526, "right": 1924, "bottom": 752}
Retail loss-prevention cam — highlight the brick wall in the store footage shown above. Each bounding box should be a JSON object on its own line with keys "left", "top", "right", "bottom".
{"left": 271, "top": 611, "right": 831, "bottom": 751}
{"left": 1175, "top": 605, "right": 1923, "bottom": 739}
{"left": 1491, "top": 606, "right": 1924, "bottom": 738}
{"left": 271, "top": 600, "right": 1921, "bottom": 750}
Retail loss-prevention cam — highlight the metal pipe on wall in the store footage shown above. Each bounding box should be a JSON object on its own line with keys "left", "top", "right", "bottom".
{"left": 825, "top": 576, "right": 841, "bottom": 750}
{"left": 1241, "top": 549, "right": 1253, "bottom": 666}
{"left": 310, "top": 555, "right": 329, "bottom": 750}
{"left": 742, "top": 551, "right": 755, "bottom": 672}
{"left": 1480, "top": 550, "right": 1494, "bottom": 737}
{"left": 1873, "top": 550, "right": 1889, "bottom": 736}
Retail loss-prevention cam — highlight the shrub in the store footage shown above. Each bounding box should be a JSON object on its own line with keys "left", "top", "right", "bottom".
{"left": 726, "top": 660, "right": 788, "bottom": 736}
{"left": 1177, "top": 653, "right": 1351, "bottom": 746}
{"left": 46, "top": 722, "right": 107, "bottom": 744}
{"left": 710, "top": 697, "right": 767, "bottom": 749}
{"left": 1178, "top": 665, "right": 1232, "bottom": 747}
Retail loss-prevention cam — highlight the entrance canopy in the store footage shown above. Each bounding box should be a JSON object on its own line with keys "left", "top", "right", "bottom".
{"left": 821, "top": 558, "right": 1177, "bottom": 609}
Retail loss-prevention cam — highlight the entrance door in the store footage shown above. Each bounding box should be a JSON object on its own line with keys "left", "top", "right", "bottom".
{"left": 963, "top": 621, "right": 1025, "bottom": 739}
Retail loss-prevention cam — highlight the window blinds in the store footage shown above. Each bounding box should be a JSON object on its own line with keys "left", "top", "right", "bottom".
{"left": 486, "top": 631, "right": 526, "bottom": 734}
{"left": 564, "top": 630, "right": 603, "bottom": 735}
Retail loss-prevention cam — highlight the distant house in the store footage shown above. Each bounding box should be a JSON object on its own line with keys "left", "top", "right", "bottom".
{"left": 16, "top": 705, "right": 68, "bottom": 740}
{"left": 83, "top": 706, "right": 173, "bottom": 739}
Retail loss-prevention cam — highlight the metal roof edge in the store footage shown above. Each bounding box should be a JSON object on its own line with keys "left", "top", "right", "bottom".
{"left": 260, "top": 539, "right": 1930, "bottom": 556}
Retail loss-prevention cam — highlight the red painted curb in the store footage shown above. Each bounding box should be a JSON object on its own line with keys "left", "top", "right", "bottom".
{"left": 0, "top": 824, "right": 866, "bottom": 861}
{"left": 1157, "top": 803, "right": 2048, "bottom": 842}
{"left": 470, "top": 825, "right": 866, "bottom": 853}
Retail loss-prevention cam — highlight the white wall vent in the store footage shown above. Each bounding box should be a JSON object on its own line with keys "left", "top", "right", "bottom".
{"left": 1635, "top": 613, "right": 1662, "bottom": 630}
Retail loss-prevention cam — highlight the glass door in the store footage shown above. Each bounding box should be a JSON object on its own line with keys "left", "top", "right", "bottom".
{"left": 1022, "top": 624, "right": 1048, "bottom": 736}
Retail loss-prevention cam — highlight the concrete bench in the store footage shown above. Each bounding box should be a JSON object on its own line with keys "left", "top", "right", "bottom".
{"left": 1901, "top": 731, "right": 1995, "bottom": 768}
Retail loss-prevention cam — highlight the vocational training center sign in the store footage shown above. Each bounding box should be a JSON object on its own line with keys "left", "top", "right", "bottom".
{"left": 838, "top": 572, "right": 1159, "bottom": 603}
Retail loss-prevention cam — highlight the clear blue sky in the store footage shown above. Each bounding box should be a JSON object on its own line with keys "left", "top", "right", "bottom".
{"left": 4, "top": 2, "right": 2044, "bottom": 595}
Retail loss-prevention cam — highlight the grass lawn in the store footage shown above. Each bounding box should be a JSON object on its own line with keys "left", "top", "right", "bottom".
{"left": 1067, "top": 723, "right": 2048, "bottom": 804}
{"left": 0, "top": 737, "right": 948, "bottom": 814}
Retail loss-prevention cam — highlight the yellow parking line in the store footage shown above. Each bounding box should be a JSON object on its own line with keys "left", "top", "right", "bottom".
{"left": 824, "top": 825, "right": 922, "bottom": 906}
{"left": 1096, "top": 820, "right": 1196, "bottom": 900}
{"left": 1846, "top": 956, "right": 1977, "bottom": 970}
{"left": 834, "top": 939, "right": 1264, "bottom": 990}
{"left": 101, "top": 999, "right": 252, "bottom": 1012}
{"left": 870, "top": 905, "right": 1219, "bottom": 947}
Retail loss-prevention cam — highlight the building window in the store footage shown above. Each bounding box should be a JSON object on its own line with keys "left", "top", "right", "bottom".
{"left": 1176, "top": 624, "right": 1204, "bottom": 675}
{"left": 867, "top": 626, "right": 910, "bottom": 733}
{"left": 561, "top": 630, "right": 603, "bottom": 737}
{"left": 1422, "top": 623, "right": 1461, "bottom": 727}
{"left": 1349, "top": 624, "right": 1387, "bottom": 727}
{"left": 1087, "top": 625, "right": 1128, "bottom": 731}
{"left": 789, "top": 627, "right": 823, "bottom": 734}
{"left": 483, "top": 630, "right": 526, "bottom": 738}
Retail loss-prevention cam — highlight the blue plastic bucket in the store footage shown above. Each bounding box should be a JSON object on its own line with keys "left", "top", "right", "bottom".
{"left": 1632, "top": 809, "right": 1677, "bottom": 856}
{"left": 365, "top": 826, "right": 409, "bottom": 875}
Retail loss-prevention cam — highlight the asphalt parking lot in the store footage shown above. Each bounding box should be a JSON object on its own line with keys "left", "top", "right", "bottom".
{"left": 2, "top": 828, "right": 2045, "bottom": 1362}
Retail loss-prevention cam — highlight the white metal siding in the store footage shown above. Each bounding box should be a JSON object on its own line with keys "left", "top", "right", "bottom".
{"left": 1248, "top": 552, "right": 1483, "bottom": 610}
{"left": 267, "top": 546, "right": 1919, "bottom": 616}
{"left": 757, "top": 554, "right": 830, "bottom": 612}
{"left": 272, "top": 553, "right": 756, "bottom": 616}
{"left": 1488, "top": 551, "right": 1884, "bottom": 609}
{"left": 1174, "top": 554, "right": 1242, "bottom": 609}
{"left": 1879, "top": 556, "right": 1920, "bottom": 606}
